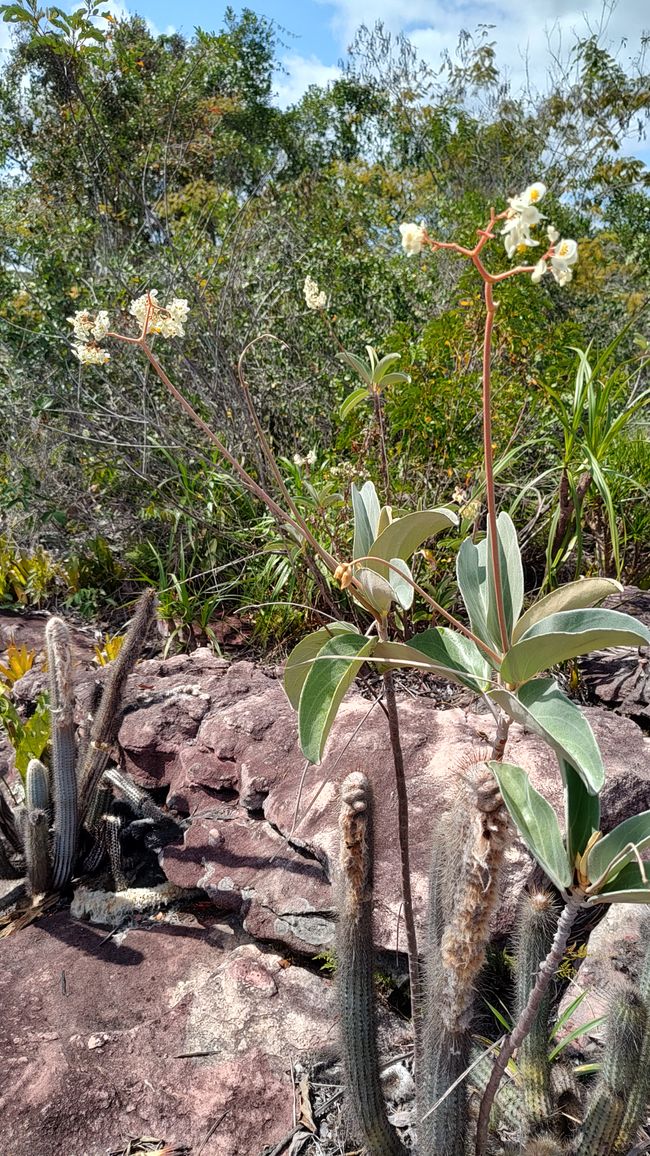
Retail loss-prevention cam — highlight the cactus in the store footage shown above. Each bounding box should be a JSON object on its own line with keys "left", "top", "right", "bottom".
{"left": 78, "top": 588, "right": 156, "bottom": 822}
{"left": 104, "top": 800, "right": 131, "bottom": 892}
{"left": 611, "top": 932, "right": 650, "bottom": 1154}
{"left": 45, "top": 618, "right": 78, "bottom": 889}
{"left": 336, "top": 772, "right": 406, "bottom": 1156}
{"left": 24, "top": 757, "right": 51, "bottom": 895}
{"left": 514, "top": 891, "right": 559, "bottom": 1136}
{"left": 573, "top": 985, "right": 647, "bottom": 1156}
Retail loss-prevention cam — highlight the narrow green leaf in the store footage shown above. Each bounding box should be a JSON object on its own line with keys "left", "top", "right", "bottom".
{"left": 549, "top": 990, "right": 588, "bottom": 1040}
{"left": 14, "top": 694, "right": 50, "bottom": 780}
{"left": 456, "top": 536, "right": 496, "bottom": 649}
{"left": 586, "top": 862, "right": 650, "bottom": 905}
{"left": 284, "top": 623, "right": 357, "bottom": 710}
{"left": 388, "top": 557, "right": 414, "bottom": 610}
{"left": 340, "top": 387, "right": 369, "bottom": 420}
{"left": 587, "top": 810, "right": 650, "bottom": 886}
{"left": 298, "top": 633, "right": 377, "bottom": 764}
{"left": 501, "top": 609, "right": 650, "bottom": 686}
{"left": 512, "top": 578, "right": 622, "bottom": 643}
{"left": 340, "top": 350, "right": 372, "bottom": 386}
{"left": 351, "top": 481, "right": 380, "bottom": 561}
{"left": 491, "top": 679, "right": 605, "bottom": 794}
{"left": 561, "top": 758, "right": 601, "bottom": 866}
{"left": 487, "top": 512, "right": 523, "bottom": 642}
{"left": 489, "top": 760, "right": 573, "bottom": 891}
{"left": 548, "top": 1017, "right": 607, "bottom": 1060}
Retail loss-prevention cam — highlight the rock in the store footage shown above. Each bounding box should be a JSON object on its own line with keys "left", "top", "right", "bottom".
{"left": 0, "top": 909, "right": 341, "bottom": 1156}
{"left": 115, "top": 655, "right": 649, "bottom": 956}
{"left": 579, "top": 587, "right": 650, "bottom": 730}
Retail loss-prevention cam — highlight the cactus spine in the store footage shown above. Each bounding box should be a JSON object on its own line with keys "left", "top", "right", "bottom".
{"left": 336, "top": 772, "right": 406, "bottom": 1156}
{"left": 46, "top": 618, "right": 78, "bottom": 889}
{"left": 514, "top": 891, "right": 559, "bottom": 1136}
{"left": 78, "top": 588, "right": 156, "bottom": 822}
{"left": 573, "top": 986, "right": 647, "bottom": 1156}
{"left": 24, "top": 757, "right": 51, "bottom": 895}
{"left": 611, "top": 932, "right": 650, "bottom": 1154}
{"left": 105, "top": 801, "right": 131, "bottom": 892}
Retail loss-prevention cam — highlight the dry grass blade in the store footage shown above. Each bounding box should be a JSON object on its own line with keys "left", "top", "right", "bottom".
{"left": 0, "top": 892, "right": 59, "bottom": 938}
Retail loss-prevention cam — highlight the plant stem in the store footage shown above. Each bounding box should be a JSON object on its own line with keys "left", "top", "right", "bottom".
{"left": 378, "top": 619, "right": 422, "bottom": 1063}
{"left": 481, "top": 281, "right": 510, "bottom": 655}
{"left": 474, "top": 889, "right": 585, "bottom": 1155}
{"left": 372, "top": 387, "right": 392, "bottom": 504}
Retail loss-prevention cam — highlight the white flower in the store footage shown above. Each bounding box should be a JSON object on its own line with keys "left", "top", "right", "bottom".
{"left": 92, "top": 310, "right": 111, "bottom": 341}
{"left": 502, "top": 182, "right": 547, "bottom": 259}
{"left": 550, "top": 238, "right": 578, "bottom": 286}
{"left": 303, "top": 276, "right": 327, "bottom": 311}
{"left": 73, "top": 342, "right": 110, "bottom": 365}
{"left": 399, "top": 222, "right": 425, "bottom": 256}
{"left": 531, "top": 258, "right": 547, "bottom": 284}
{"left": 68, "top": 310, "right": 95, "bottom": 341}
{"left": 293, "top": 452, "right": 305, "bottom": 466}
{"left": 305, "top": 449, "right": 317, "bottom": 467}
{"left": 129, "top": 290, "right": 189, "bottom": 338}
{"left": 547, "top": 225, "right": 560, "bottom": 244}
{"left": 507, "top": 183, "right": 546, "bottom": 214}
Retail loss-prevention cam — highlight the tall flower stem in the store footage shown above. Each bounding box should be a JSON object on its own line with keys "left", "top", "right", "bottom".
{"left": 481, "top": 279, "right": 510, "bottom": 654}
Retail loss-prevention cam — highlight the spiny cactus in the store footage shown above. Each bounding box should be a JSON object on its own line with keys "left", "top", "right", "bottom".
{"left": 614, "top": 931, "right": 650, "bottom": 1153}
{"left": 514, "top": 890, "right": 559, "bottom": 1136}
{"left": 45, "top": 617, "right": 78, "bottom": 889}
{"left": 336, "top": 772, "right": 406, "bottom": 1156}
{"left": 104, "top": 801, "right": 131, "bottom": 892}
{"left": 24, "top": 757, "right": 51, "bottom": 895}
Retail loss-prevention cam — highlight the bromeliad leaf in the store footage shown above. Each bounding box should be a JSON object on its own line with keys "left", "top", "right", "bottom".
{"left": 351, "top": 481, "right": 381, "bottom": 561}
{"left": 512, "top": 578, "right": 622, "bottom": 643}
{"left": 298, "top": 632, "right": 377, "bottom": 764}
{"left": 491, "top": 678, "right": 605, "bottom": 794}
{"left": 586, "top": 862, "right": 650, "bottom": 905}
{"left": 489, "top": 761, "right": 573, "bottom": 892}
{"left": 586, "top": 810, "right": 650, "bottom": 887}
{"left": 501, "top": 608, "right": 650, "bottom": 686}
{"left": 284, "top": 623, "right": 358, "bottom": 710}
{"left": 561, "top": 758, "right": 600, "bottom": 866}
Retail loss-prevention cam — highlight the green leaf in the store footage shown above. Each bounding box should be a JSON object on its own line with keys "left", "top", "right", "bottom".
{"left": 586, "top": 810, "right": 650, "bottom": 886}
{"left": 586, "top": 862, "right": 650, "bottom": 905}
{"left": 388, "top": 557, "right": 414, "bottom": 610}
{"left": 351, "top": 481, "right": 380, "bottom": 561}
{"left": 562, "top": 758, "right": 600, "bottom": 866}
{"left": 355, "top": 567, "right": 394, "bottom": 614}
{"left": 298, "top": 633, "right": 377, "bottom": 764}
{"left": 512, "top": 578, "right": 623, "bottom": 643}
{"left": 369, "top": 508, "right": 458, "bottom": 567}
{"left": 372, "top": 631, "right": 491, "bottom": 692}
{"left": 340, "top": 387, "right": 369, "bottom": 420}
{"left": 500, "top": 609, "right": 650, "bottom": 686}
{"left": 491, "top": 678, "right": 605, "bottom": 794}
{"left": 14, "top": 694, "right": 50, "bottom": 779}
{"left": 284, "top": 623, "right": 357, "bottom": 710}
{"left": 548, "top": 1017, "right": 607, "bottom": 1061}
{"left": 340, "top": 350, "right": 372, "bottom": 386}
{"left": 489, "top": 760, "right": 573, "bottom": 891}
{"left": 456, "top": 536, "right": 496, "bottom": 650}
{"left": 486, "top": 513, "right": 523, "bottom": 643}
{"left": 549, "top": 990, "right": 588, "bottom": 1041}
{"left": 0, "top": 694, "right": 24, "bottom": 748}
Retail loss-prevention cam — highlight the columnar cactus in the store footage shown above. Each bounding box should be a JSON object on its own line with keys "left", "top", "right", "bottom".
{"left": 514, "top": 891, "right": 559, "bottom": 1135}
{"left": 24, "top": 757, "right": 51, "bottom": 895}
{"left": 336, "top": 772, "right": 406, "bottom": 1156}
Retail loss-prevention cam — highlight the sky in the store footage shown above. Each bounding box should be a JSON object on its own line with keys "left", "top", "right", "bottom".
{"left": 1, "top": 0, "right": 648, "bottom": 144}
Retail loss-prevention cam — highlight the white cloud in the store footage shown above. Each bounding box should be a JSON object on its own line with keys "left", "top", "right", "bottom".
{"left": 274, "top": 54, "right": 342, "bottom": 108}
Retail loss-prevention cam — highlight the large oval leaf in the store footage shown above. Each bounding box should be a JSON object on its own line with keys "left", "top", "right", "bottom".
{"left": 373, "top": 628, "right": 492, "bottom": 692}
{"left": 501, "top": 608, "right": 650, "bottom": 686}
{"left": 486, "top": 512, "right": 524, "bottom": 645}
{"left": 340, "top": 386, "right": 369, "bottom": 420}
{"left": 491, "top": 678, "right": 605, "bottom": 794}
{"left": 284, "top": 623, "right": 357, "bottom": 710}
{"left": 388, "top": 557, "right": 414, "bottom": 610}
{"left": 586, "top": 862, "right": 650, "bottom": 905}
{"left": 351, "top": 481, "right": 381, "bottom": 561}
{"left": 587, "top": 810, "right": 650, "bottom": 887}
{"left": 489, "top": 760, "right": 573, "bottom": 892}
{"left": 298, "top": 632, "right": 377, "bottom": 764}
{"left": 456, "top": 536, "right": 496, "bottom": 650}
{"left": 512, "top": 578, "right": 623, "bottom": 643}
{"left": 368, "top": 508, "right": 458, "bottom": 566}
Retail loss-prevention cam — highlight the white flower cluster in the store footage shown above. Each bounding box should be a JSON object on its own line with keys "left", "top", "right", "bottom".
{"left": 68, "top": 309, "right": 111, "bottom": 364}
{"left": 303, "top": 276, "right": 327, "bottom": 311}
{"left": 502, "top": 183, "right": 578, "bottom": 286}
{"left": 129, "top": 290, "right": 189, "bottom": 338}
{"left": 293, "top": 449, "right": 317, "bottom": 468}
{"left": 399, "top": 222, "right": 425, "bottom": 256}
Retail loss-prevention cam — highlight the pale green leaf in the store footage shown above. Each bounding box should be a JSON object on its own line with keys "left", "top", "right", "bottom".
{"left": 486, "top": 513, "right": 523, "bottom": 642}
{"left": 388, "top": 557, "right": 414, "bottom": 610}
{"left": 501, "top": 609, "right": 650, "bottom": 686}
{"left": 284, "top": 623, "right": 357, "bottom": 710}
{"left": 372, "top": 631, "right": 491, "bottom": 692}
{"left": 298, "top": 633, "right": 377, "bottom": 764}
{"left": 340, "top": 387, "right": 370, "bottom": 420}
{"left": 456, "top": 536, "right": 496, "bottom": 649}
{"left": 351, "top": 481, "right": 381, "bottom": 561}
{"left": 340, "top": 350, "right": 372, "bottom": 386}
{"left": 490, "top": 761, "right": 573, "bottom": 891}
{"left": 561, "top": 758, "right": 600, "bottom": 866}
{"left": 587, "top": 811, "right": 650, "bottom": 886}
{"left": 512, "top": 578, "right": 623, "bottom": 643}
{"left": 587, "top": 862, "right": 650, "bottom": 905}
{"left": 368, "top": 508, "right": 458, "bottom": 567}
{"left": 491, "top": 678, "right": 605, "bottom": 793}
{"left": 355, "top": 567, "right": 394, "bottom": 614}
